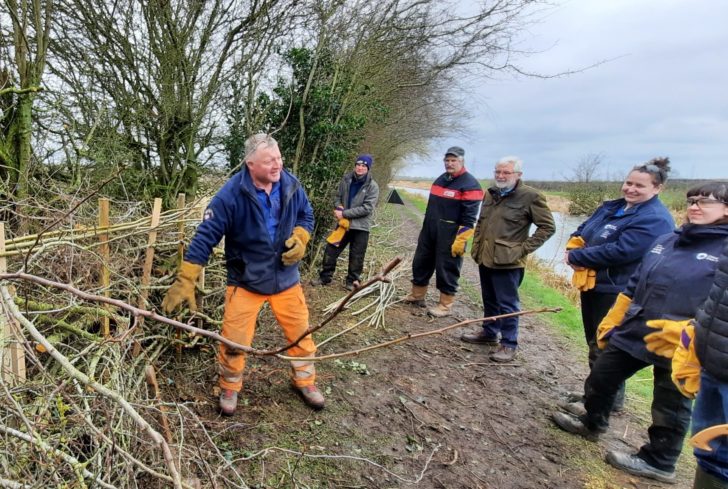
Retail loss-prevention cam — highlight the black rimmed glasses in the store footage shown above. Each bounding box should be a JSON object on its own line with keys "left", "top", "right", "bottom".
{"left": 686, "top": 197, "right": 727, "bottom": 209}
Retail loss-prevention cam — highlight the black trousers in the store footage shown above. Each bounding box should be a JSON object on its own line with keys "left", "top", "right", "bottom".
{"left": 582, "top": 345, "right": 693, "bottom": 471}
{"left": 580, "top": 289, "right": 625, "bottom": 409}
{"left": 411, "top": 224, "right": 462, "bottom": 295}
{"left": 319, "top": 229, "right": 369, "bottom": 285}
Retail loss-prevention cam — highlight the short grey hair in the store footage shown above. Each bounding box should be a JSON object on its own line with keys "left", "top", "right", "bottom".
{"left": 496, "top": 156, "right": 522, "bottom": 173}
{"left": 244, "top": 133, "right": 278, "bottom": 161}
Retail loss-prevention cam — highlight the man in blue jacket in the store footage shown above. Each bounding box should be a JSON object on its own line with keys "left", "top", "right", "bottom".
{"left": 162, "top": 133, "right": 323, "bottom": 416}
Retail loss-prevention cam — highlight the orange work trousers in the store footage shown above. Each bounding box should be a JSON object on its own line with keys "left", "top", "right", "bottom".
{"left": 217, "top": 283, "right": 317, "bottom": 392}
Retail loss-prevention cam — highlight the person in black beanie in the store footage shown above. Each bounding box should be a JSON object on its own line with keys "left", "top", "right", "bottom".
{"left": 311, "top": 154, "right": 379, "bottom": 290}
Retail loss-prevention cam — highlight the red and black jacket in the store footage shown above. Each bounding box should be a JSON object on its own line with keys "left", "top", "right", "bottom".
{"left": 424, "top": 168, "right": 483, "bottom": 229}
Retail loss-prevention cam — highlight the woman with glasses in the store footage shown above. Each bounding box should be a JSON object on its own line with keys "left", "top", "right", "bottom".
{"left": 645, "top": 183, "right": 728, "bottom": 489}
{"left": 553, "top": 181, "right": 728, "bottom": 484}
{"left": 561, "top": 157, "right": 675, "bottom": 412}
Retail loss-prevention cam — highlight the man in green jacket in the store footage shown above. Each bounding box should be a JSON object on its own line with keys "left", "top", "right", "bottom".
{"left": 462, "top": 156, "right": 555, "bottom": 362}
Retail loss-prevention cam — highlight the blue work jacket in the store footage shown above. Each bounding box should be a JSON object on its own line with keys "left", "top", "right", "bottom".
{"left": 610, "top": 223, "right": 728, "bottom": 368}
{"left": 185, "top": 167, "right": 314, "bottom": 295}
{"left": 568, "top": 196, "right": 674, "bottom": 294}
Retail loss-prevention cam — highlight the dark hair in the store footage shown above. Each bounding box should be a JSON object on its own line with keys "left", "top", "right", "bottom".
{"left": 686, "top": 181, "right": 728, "bottom": 203}
{"left": 631, "top": 157, "right": 670, "bottom": 186}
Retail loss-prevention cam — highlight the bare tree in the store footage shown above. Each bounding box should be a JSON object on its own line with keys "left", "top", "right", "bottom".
{"left": 567, "top": 152, "right": 604, "bottom": 183}
{"left": 45, "top": 0, "right": 298, "bottom": 203}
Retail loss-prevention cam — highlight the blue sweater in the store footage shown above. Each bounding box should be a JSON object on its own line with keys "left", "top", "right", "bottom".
{"left": 568, "top": 196, "right": 674, "bottom": 294}
{"left": 185, "top": 167, "right": 314, "bottom": 295}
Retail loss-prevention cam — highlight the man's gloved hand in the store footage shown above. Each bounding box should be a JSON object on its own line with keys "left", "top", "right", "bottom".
{"left": 566, "top": 236, "right": 586, "bottom": 250}
{"left": 645, "top": 319, "right": 693, "bottom": 358}
{"left": 451, "top": 226, "right": 474, "bottom": 257}
{"left": 326, "top": 218, "right": 350, "bottom": 247}
{"left": 596, "top": 293, "right": 632, "bottom": 349}
{"left": 282, "top": 226, "right": 311, "bottom": 266}
{"left": 672, "top": 324, "right": 701, "bottom": 399}
{"left": 162, "top": 261, "right": 202, "bottom": 314}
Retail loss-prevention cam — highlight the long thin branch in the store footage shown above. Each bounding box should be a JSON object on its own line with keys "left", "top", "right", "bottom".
{"left": 0, "top": 257, "right": 403, "bottom": 356}
{"left": 277, "top": 308, "right": 562, "bottom": 361}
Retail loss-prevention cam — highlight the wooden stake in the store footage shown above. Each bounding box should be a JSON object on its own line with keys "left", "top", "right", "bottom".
{"left": 175, "top": 193, "right": 186, "bottom": 268}
{"left": 138, "top": 198, "right": 163, "bottom": 312}
{"left": 0, "top": 222, "right": 26, "bottom": 384}
{"left": 98, "top": 198, "right": 110, "bottom": 336}
{"left": 195, "top": 199, "right": 207, "bottom": 332}
{"left": 175, "top": 194, "right": 185, "bottom": 358}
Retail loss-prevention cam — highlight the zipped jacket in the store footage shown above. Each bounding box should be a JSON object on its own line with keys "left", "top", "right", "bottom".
{"left": 417, "top": 168, "right": 483, "bottom": 249}
{"left": 337, "top": 172, "right": 380, "bottom": 232}
{"left": 695, "top": 238, "right": 728, "bottom": 382}
{"left": 568, "top": 196, "right": 674, "bottom": 294}
{"left": 609, "top": 224, "right": 728, "bottom": 368}
{"left": 471, "top": 181, "right": 555, "bottom": 269}
{"left": 185, "top": 167, "right": 314, "bottom": 295}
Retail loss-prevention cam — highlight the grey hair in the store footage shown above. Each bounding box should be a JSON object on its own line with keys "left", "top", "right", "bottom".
{"left": 496, "top": 156, "right": 523, "bottom": 173}
{"left": 244, "top": 133, "right": 278, "bottom": 161}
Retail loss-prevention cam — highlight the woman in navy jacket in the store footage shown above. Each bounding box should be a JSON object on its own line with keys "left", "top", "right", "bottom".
{"left": 553, "top": 181, "right": 728, "bottom": 484}
{"left": 565, "top": 157, "right": 675, "bottom": 408}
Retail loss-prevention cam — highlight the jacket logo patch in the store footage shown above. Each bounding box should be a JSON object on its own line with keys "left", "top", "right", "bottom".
{"left": 650, "top": 244, "right": 664, "bottom": 255}
{"left": 203, "top": 208, "right": 214, "bottom": 221}
{"left": 599, "top": 224, "right": 618, "bottom": 239}
{"left": 444, "top": 190, "right": 456, "bottom": 198}
{"left": 696, "top": 253, "right": 719, "bottom": 262}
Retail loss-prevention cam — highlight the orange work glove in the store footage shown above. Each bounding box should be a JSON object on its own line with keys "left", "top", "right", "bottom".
{"left": 326, "top": 218, "right": 350, "bottom": 247}
{"left": 566, "top": 236, "right": 586, "bottom": 250}
{"left": 282, "top": 226, "right": 311, "bottom": 266}
{"left": 596, "top": 293, "right": 632, "bottom": 349}
{"left": 671, "top": 324, "right": 701, "bottom": 399}
{"left": 571, "top": 268, "right": 596, "bottom": 291}
{"left": 645, "top": 319, "right": 693, "bottom": 359}
{"left": 451, "top": 226, "right": 474, "bottom": 257}
{"left": 162, "top": 261, "right": 202, "bottom": 313}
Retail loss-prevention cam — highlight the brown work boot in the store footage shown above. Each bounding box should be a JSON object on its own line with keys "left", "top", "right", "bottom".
{"left": 402, "top": 284, "right": 428, "bottom": 307}
{"left": 219, "top": 388, "right": 238, "bottom": 416}
{"left": 490, "top": 345, "right": 517, "bottom": 362}
{"left": 297, "top": 385, "right": 325, "bottom": 410}
{"left": 461, "top": 329, "right": 499, "bottom": 346}
{"left": 428, "top": 292, "right": 455, "bottom": 317}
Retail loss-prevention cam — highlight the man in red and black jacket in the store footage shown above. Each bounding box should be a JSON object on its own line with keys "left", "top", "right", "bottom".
{"left": 403, "top": 146, "right": 483, "bottom": 317}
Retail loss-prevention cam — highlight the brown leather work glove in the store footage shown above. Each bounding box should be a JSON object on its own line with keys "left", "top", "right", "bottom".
{"left": 162, "top": 261, "right": 202, "bottom": 314}
{"left": 282, "top": 226, "right": 311, "bottom": 266}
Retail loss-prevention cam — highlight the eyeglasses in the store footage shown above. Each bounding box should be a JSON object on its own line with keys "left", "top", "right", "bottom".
{"left": 686, "top": 197, "right": 727, "bottom": 209}
{"left": 494, "top": 170, "right": 518, "bottom": 176}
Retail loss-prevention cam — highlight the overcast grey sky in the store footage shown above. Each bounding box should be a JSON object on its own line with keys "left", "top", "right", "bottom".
{"left": 401, "top": 0, "right": 728, "bottom": 181}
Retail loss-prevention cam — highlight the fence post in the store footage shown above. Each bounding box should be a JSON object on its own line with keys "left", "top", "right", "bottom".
{"left": 175, "top": 194, "right": 186, "bottom": 358}
{"left": 176, "top": 193, "right": 186, "bottom": 268}
{"left": 98, "top": 198, "right": 110, "bottom": 336}
{"left": 139, "top": 198, "right": 163, "bottom": 312}
{"left": 0, "top": 222, "right": 26, "bottom": 385}
{"left": 196, "top": 199, "right": 208, "bottom": 325}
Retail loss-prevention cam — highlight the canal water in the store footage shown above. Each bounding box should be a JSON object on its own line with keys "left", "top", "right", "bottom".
{"left": 392, "top": 186, "right": 584, "bottom": 279}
